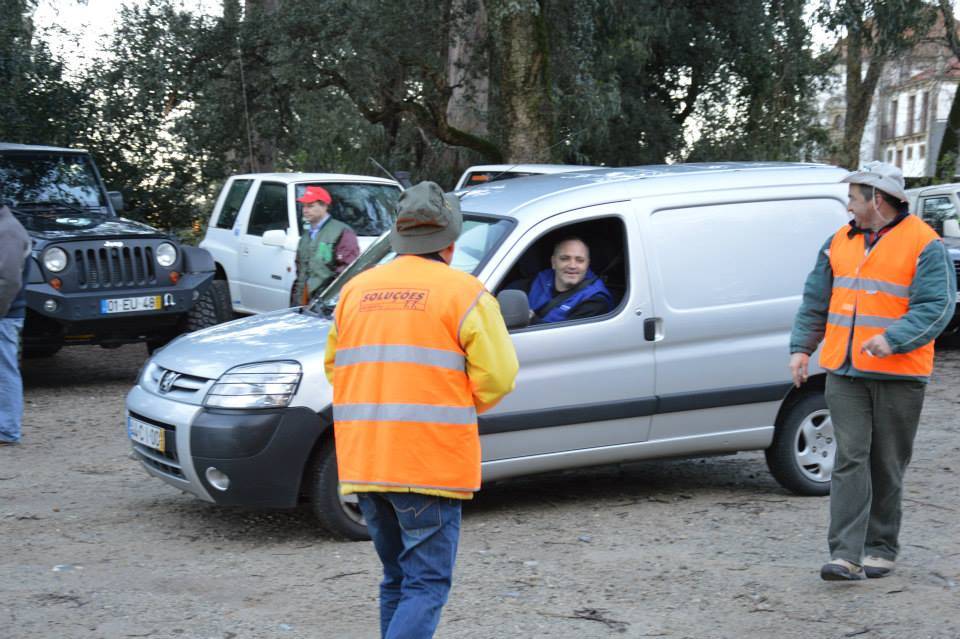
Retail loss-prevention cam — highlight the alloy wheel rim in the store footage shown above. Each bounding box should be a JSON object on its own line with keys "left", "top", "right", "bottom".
{"left": 793, "top": 408, "right": 835, "bottom": 483}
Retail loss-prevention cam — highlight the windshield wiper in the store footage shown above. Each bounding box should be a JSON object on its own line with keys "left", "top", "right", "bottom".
{"left": 302, "top": 298, "right": 335, "bottom": 318}
{"left": 15, "top": 201, "right": 91, "bottom": 215}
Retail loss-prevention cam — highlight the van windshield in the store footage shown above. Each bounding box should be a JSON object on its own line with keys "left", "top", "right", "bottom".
{"left": 309, "top": 214, "right": 513, "bottom": 312}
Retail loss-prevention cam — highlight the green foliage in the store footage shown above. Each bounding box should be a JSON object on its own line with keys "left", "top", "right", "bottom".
{"left": 5, "top": 0, "right": 838, "bottom": 227}
{"left": 0, "top": 0, "right": 88, "bottom": 145}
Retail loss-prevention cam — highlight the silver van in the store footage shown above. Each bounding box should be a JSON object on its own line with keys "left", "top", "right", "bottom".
{"left": 126, "top": 163, "right": 853, "bottom": 540}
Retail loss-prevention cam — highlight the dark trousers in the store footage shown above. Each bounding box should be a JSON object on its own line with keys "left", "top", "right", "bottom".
{"left": 825, "top": 373, "right": 925, "bottom": 563}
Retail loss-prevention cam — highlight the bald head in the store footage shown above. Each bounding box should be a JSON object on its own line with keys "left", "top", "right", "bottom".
{"left": 551, "top": 237, "right": 590, "bottom": 292}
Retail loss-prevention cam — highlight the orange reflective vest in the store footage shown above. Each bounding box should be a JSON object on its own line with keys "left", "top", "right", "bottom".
{"left": 331, "top": 256, "right": 486, "bottom": 494}
{"left": 820, "top": 214, "right": 940, "bottom": 376}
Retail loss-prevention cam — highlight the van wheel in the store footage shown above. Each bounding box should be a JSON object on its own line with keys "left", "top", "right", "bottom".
{"left": 308, "top": 440, "right": 370, "bottom": 541}
{"left": 185, "top": 280, "right": 232, "bottom": 332}
{"left": 765, "top": 392, "right": 833, "bottom": 496}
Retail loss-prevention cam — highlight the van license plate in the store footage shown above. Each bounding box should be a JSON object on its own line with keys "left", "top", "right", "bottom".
{"left": 100, "top": 296, "right": 162, "bottom": 314}
{"left": 128, "top": 416, "right": 165, "bottom": 452}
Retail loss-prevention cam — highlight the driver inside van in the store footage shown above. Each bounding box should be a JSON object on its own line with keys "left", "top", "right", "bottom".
{"left": 507, "top": 236, "right": 613, "bottom": 324}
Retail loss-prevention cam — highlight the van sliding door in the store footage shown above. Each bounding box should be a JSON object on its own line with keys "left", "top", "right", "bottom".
{"left": 640, "top": 190, "right": 848, "bottom": 450}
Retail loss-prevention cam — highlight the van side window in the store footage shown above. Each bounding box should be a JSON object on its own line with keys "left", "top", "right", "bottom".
{"left": 246, "top": 182, "right": 288, "bottom": 236}
{"left": 215, "top": 179, "right": 253, "bottom": 229}
{"left": 649, "top": 199, "right": 843, "bottom": 309}
{"left": 496, "top": 216, "right": 627, "bottom": 327}
{"left": 920, "top": 196, "right": 958, "bottom": 236}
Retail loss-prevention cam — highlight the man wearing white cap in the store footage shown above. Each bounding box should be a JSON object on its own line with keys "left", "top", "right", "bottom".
{"left": 790, "top": 161, "right": 956, "bottom": 580}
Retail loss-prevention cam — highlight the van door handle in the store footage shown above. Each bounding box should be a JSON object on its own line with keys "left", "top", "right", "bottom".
{"left": 643, "top": 318, "right": 657, "bottom": 341}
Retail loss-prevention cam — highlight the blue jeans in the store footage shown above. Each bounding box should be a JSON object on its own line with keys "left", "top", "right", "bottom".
{"left": 357, "top": 492, "right": 462, "bottom": 639}
{"left": 0, "top": 318, "right": 24, "bottom": 443}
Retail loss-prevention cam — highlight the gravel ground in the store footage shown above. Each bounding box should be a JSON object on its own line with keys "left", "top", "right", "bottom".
{"left": 1, "top": 344, "right": 958, "bottom": 638}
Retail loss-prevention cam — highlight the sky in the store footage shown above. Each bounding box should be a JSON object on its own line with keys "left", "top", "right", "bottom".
{"left": 33, "top": 0, "right": 220, "bottom": 75}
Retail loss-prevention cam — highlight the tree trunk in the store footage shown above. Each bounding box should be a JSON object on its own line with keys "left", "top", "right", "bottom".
{"left": 935, "top": 0, "right": 960, "bottom": 178}
{"left": 444, "top": 0, "right": 489, "bottom": 174}
{"left": 490, "top": 0, "right": 552, "bottom": 163}
{"left": 841, "top": 12, "right": 885, "bottom": 170}
{"left": 241, "top": 0, "right": 281, "bottom": 172}
{"left": 447, "top": 0, "right": 489, "bottom": 136}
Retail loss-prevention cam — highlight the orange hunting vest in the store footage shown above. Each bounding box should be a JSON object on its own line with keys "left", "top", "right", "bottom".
{"left": 820, "top": 214, "right": 940, "bottom": 377}
{"left": 332, "top": 256, "right": 485, "bottom": 493}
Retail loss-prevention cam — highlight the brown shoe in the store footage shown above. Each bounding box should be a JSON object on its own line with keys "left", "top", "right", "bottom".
{"left": 820, "top": 559, "right": 866, "bottom": 581}
{"left": 863, "top": 556, "right": 895, "bottom": 578}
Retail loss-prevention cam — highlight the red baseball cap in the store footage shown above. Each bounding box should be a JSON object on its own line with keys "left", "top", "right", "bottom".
{"left": 296, "top": 186, "right": 332, "bottom": 205}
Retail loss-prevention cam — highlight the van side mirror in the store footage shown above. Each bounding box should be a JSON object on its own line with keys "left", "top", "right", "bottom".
{"left": 944, "top": 218, "right": 960, "bottom": 238}
{"left": 497, "top": 289, "right": 530, "bottom": 329}
{"left": 108, "top": 191, "right": 124, "bottom": 212}
{"left": 262, "top": 229, "right": 287, "bottom": 247}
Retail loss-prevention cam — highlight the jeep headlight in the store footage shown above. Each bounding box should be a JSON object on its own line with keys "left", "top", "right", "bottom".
{"left": 204, "top": 361, "right": 302, "bottom": 409}
{"left": 43, "top": 247, "right": 68, "bottom": 272}
{"left": 156, "top": 242, "right": 177, "bottom": 267}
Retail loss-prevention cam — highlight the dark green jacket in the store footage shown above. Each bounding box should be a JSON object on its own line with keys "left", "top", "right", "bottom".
{"left": 293, "top": 217, "right": 353, "bottom": 303}
{"left": 790, "top": 218, "right": 957, "bottom": 382}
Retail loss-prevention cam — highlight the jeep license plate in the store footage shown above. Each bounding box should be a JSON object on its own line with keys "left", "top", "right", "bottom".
{"left": 128, "top": 416, "right": 165, "bottom": 452}
{"left": 100, "top": 295, "right": 162, "bottom": 314}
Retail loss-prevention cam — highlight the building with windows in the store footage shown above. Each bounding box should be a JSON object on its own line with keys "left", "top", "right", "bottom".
{"left": 819, "top": 25, "right": 960, "bottom": 177}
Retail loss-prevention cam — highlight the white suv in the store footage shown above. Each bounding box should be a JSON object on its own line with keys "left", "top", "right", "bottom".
{"left": 200, "top": 173, "right": 402, "bottom": 314}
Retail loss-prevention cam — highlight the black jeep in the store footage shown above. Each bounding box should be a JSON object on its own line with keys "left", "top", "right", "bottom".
{"left": 1, "top": 142, "right": 231, "bottom": 356}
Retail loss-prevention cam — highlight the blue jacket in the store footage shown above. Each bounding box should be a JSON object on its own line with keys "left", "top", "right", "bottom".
{"left": 528, "top": 268, "right": 613, "bottom": 323}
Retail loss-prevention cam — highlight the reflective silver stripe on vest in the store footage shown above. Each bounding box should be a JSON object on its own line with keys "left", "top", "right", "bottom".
{"left": 827, "top": 312, "right": 853, "bottom": 327}
{"left": 854, "top": 314, "right": 896, "bottom": 328}
{"left": 833, "top": 276, "right": 910, "bottom": 298}
{"left": 827, "top": 312, "right": 895, "bottom": 329}
{"left": 335, "top": 403, "right": 477, "bottom": 425}
{"left": 335, "top": 344, "right": 466, "bottom": 371}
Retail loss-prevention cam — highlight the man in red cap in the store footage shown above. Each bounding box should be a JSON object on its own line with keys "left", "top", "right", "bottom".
{"left": 292, "top": 185, "right": 360, "bottom": 305}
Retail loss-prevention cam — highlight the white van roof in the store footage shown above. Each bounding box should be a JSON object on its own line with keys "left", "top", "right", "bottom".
{"left": 458, "top": 162, "right": 848, "bottom": 223}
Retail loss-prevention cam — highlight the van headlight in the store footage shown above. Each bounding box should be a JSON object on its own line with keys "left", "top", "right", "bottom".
{"left": 204, "top": 361, "right": 302, "bottom": 409}
{"left": 139, "top": 360, "right": 159, "bottom": 387}
{"left": 156, "top": 242, "right": 177, "bottom": 267}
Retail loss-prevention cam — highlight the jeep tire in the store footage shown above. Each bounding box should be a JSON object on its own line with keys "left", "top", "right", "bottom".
{"left": 185, "top": 279, "right": 232, "bottom": 332}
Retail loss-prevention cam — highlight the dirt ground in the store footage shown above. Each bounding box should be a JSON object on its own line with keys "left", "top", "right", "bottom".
{"left": 1, "top": 344, "right": 958, "bottom": 639}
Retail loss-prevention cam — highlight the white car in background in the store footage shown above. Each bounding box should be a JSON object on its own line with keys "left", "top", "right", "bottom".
{"left": 199, "top": 173, "right": 402, "bottom": 315}
{"left": 454, "top": 163, "right": 601, "bottom": 190}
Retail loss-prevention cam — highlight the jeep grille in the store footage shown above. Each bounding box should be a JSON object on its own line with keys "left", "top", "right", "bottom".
{"left": 75, "top": 246, "right": 157, "bottom": 288}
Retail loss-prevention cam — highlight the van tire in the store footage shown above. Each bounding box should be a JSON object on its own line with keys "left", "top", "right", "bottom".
{"left": 308, "top": 440, "right": 370, "bottom": 541}
{"left": 185, "top": 280, "right": 232, "bottom": 332}
{"left": 765, "top": 392, "right": 833, "bottom": 496}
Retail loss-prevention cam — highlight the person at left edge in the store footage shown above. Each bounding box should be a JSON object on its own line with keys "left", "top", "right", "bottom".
{"left": 1, "top": 205, "right": 30, "bottom": 446}
{"left": 324, "top": 181, "right": 519, "bottom": 638}
{"left": 291, "top": 186, "right": 360, "bottom": 306}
